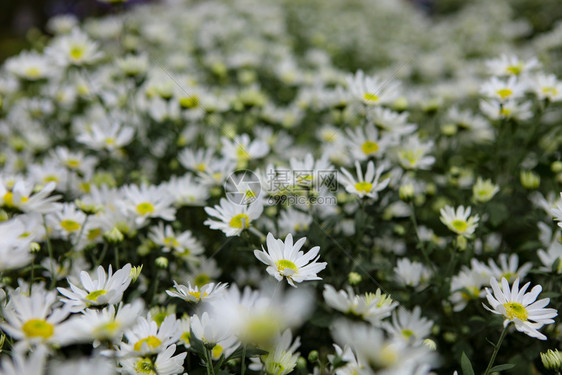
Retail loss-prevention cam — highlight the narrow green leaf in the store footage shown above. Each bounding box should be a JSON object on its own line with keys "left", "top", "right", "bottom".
{"left": 489, "top": 363, "right": 516, "bottom": 372}
{"left": 461, "top": 352, "right": 475, "bottom": 375}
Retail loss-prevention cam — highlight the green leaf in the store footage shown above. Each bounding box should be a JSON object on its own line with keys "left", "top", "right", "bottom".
{"left": 489, "top": 363, "right": 516, "bottom": 372}
{"left": 461, "top": 352, "right": 475, "bottom": 375}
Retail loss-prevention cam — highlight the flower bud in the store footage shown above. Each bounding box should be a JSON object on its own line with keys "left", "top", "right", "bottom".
{"left": 348, "top": 272, "right": 362, "bottom": 285}
{"left": 520, "top": 170, "right": 540, "bottom": 189}
{"left": 155, "top": 257, "right": 168, "bottom": 268}
{"left": 541, "top": 349, "right": 562, "bottom": 371}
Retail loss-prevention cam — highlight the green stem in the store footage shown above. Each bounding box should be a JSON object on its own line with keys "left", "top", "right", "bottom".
{"left": 114, "top": 245, "right": 120, "bottom": 268}
{"left": 241, "top": 345, "right": 246, "bottom": 375}
{"left": 42, "top": 215, "right": 56, "bottom": 289}
{"left": 205, "top": 348, "right": 215, "bottom": 375}
{"left": 70, "top": 215, "right": 90, "bottom": 252}
{"left": 409, "top": 202, "right": 435, "bottom": 272}
{"left": 483, "top": 324, "right": 509, "bottom": 375}
{"left": 29, "top": 254, "right": 35, "bottom": 294}
{"left": 96, "top": 243, "right": 109, "bottom": 266}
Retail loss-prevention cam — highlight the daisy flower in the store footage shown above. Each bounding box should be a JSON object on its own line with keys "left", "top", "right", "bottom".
{"left": 480, "top": 76, "right": 526, "bottom": 102}
{"left": 148, "top": 222, "right": 204, "bottom": 258}
{"left": 204, "top": 198, "right": 263, "bottom": 237}
{"left": 0, "top": 219, "right": 34, "bottom": 271}
{"left": 120, "top": 344, "right": 187, "bottom": 375}
{"left": 5, "top": 51, "right": 54, "bottom": 81}
{"left": 485, "top": 54, "right": 539, "bottom": 77}
{"left": 67, "top": 301, "right": 144, "bottom": 344}
{"left": 278, "top": 207, "right": 313, "bottom": 236}
{"left": 48, "top": 202, "right": 87, "bottom": 240}
{"left": 166, "top": 281, "right": 227, "bottom": 303}
{"left": 0, "top": 345, "right": 47, "bottom": 375}
{"left": 221, "top": 133, "right": 270, "bottom": 165}
{"left": 57, "top": 263, "right": 133, "bottom": 312}
{"left": 0, "top": 179, "right": 60, "bottom": 214}
{"left": 120, "top": 315, "right": 180, "bottom": 356}
{"left": 165, "top": 174, "right": 210, "bottom": 207}
{"left": 439, "top": 205, "right": 479, "bottom": 238}
{"left": 484, "top": 278, "right": 558, "bottom": 340}
{"left": 249, "top": 329, "right": 301, "bottom": 375}
{"left": 394, "top": 258, "right": 432, "bottom": 289}
{"left": 46, "top": 28, "right": 103, "bottom": 67}
{"left": 472, "top": 177, "right": 499, "bottom": 203}
{"left": 254, "top": 233, "right": 327, "bottom": 287}
{"left": 487, "top": 254, "right": 532, "bottom": 283}
{"left": 339, "top": 160, "right": 389, "bottom": 199}
{"left": 345, "top": 123, "right": 393, "bottom": 161}
{"left": 395, "top": 136, "right": 435, "bottom": 170}
{"left": 346, "top": 70, "right": 400, "bottom": 106}
{"left": 531, "top": 73, "right": 562, "bottom": 102}
{"left": 383, "top": 306, "right": 433, "bottom": 343}
{"left": 119, "top": 183, "right": 176, "bottom": 227}
{"left": 1, "top": 287, "right": 71, "bottom": 348}
{"left": 323, "top": 285, "right": 398, "bottom": 324}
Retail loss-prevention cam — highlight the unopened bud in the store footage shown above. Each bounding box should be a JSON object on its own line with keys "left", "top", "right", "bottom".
{"left": 520, "top": 171, "right": 540, "bottom": 190}
{"left": 423, "top": 339, "right": 436, "bottom": 351}
{"left": 104, "top": 227, "right": 124, "bottom": 244}
{"left": 308, "top": 350, "right": 319, "bottom": 363}
{"left": 30, "top": 242, "right": 41, "bottom": 253}
{"left": 399, "top": 184, "right": 415, "bottom": 201}
{"left": 348, "top": 272, "right": 362, "bottom": 286}
{"left": 130, "top": 265, "right": 143, "bottom": 282}
{"left": 155, "top": 257, "right": 168, "bottom": 268}
{"left": 541, "top": 349, "right": 562, "bottom": 371}
{"left": 455, "top": 235, "right": 467, "bottom": 251}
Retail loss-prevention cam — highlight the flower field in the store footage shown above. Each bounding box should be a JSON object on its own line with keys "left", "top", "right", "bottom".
{"left": 0, "top": 0, "right": 561, "bottom": 374}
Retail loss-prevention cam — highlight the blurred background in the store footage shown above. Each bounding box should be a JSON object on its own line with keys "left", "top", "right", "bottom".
{"left": 2, "top": 0, "right": 562, "bottom": 62}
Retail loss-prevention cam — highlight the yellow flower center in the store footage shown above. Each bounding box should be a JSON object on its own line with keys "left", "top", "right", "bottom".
{"left": 451, "top": 219, "right": 468, "bottom": 233}
{"left": 179, "top": 95, "right": 199, "bottom": 109}
{"left": 354, "top": 181, "right": 373, "bottom": 194}
{"left": 136, "top": 202, "right": 155, "bottom": 216}
{"left": 24, "top": 67, "right": 42, "bottom": 79}
{"left": 460, "top": 286, "right": 480, "bottom": 301}
{"left": 399, "top": 149, "right": 420, "bottom": 167}
{"left": 65, "top": 159, "right": 81, "bottom": 169}
{"left": 236, "top": 145, "right": 250, "bottom": 161}
{"left": 212, "top": 344, "right": 223, "bottom": 359}
{"left": 503, "top": 302, "right": 528, "bottom": 321}
{"left": 361, "top": 140, "right": 379, "bottom": 155}
{"left": 180, "top": 331, "right": 191, "bottom": 345}
{"left": 363, "top": 92, "right": 380, "bottom": 103}
{"left": 229, "top": 213, "right": 250, "bottom": 229}
{"left": 44, "top": 175, "right": 59, "bottom": 183}
{"left": 135, "top": 358, "right": 156, "bottom": 375}
{"left": 134, "top": 335, "right": 162, "bottom": 351}
{"left": 61, "top": 219, "right": 81, "bottom": 232}
{"left": 505, "top": 64, "right": 523, "bottom": 75}
{"left": 496, "top": 88, "right": 513, "bottom": 99}
{"left": 276, "top": 259, "right": 298, "bottom": 275}
{"left": 542, "top": 87, "right": 558, "bottom": 96}
{"left": 164, "top": 237, "right": 180, "bottom": 248}
{"left": 88, "top": 227, "right": 103, "bottom": 241}
{"left": 69, "top": 46, "right": 85, "bottom": 61}
{"left": 3, "top": 191, "right": 28, "bottom": 207}
{"left": 196, "top": 163, "right": 206, "bottom": 172}
{"left": 22, "top": 319, "right": 54, "bottom": 339}
{"left": 93, "top": 321, "right": 120, "bottom": 338}
{"left": 401, "top": 329, "right": 415, "bottom": 339}
{"left": 86, "top": 289, "right": 107, "bottom": 302}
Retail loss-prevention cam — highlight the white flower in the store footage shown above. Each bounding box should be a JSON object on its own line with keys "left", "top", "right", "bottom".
{"left": 67, "top": 301, "right": 144, "bottom": 344}
{"left": 0, "top": 179, "right": 60, "bottom": 214}
{"left": 120, "top": 314, "right": 180, "bottom": 356}
{"left": 120, "top": 183, "right": 176, "bottom": 227}
{"left": 439, "top": 205, "right": 479, "bottom": 237}
{"left": 0, "top": 345, "right": 47, "bottom": 375}
{"left": 485, "top": 54, "right": 539, "bottom": 77}
{"left": 165, "top": 174, "right": 210, "bottom": 207}
{"left": 5, "top": 52, "right": 54, "bottom": 81}
{"left": 166, "top": 281, "right": 227, "bottom": 303}
{"left": 46, "top": 28, "right": 103, "bottom": 67}
{"left": 323, "top": 285, "right": 397, "bottom": 324}
{"left": 148, "top": 222, "right": 204, "bottom": 258}
{"left": 48, "top": 202, "right": 87, "bottom": 240}
{"left": 1, "top": 286, "right": 71, "bottom": 348}
{"left": 345, "top": 123, "right": 393, "bottom": 161}
{"left": 204, "top": 198, "right": 263, "bottom": 237}
{"left": 551, "top": 193, "right": 562, "bottom": 229}
{"left": 190, "top": 311, "right": 231, "bottom": 346}
{"left": 537, "top": 238, "right": 562, "bottom": 274}
{"left": 278, "top": 207, "right": 313, "bottom": 236}
{"left": 249, "top": 329, "right": 300, "bottom": 375}
{"left": 0, "top": 218, "right": 34, "bottom": 271}
{"left": 339, "top": 161, "right": 389, "bottom": 199}
{"left": 120, "top": 344, "right": 187, "bottom": 375}
{"left": 484, "top": 277, "right": 558, "bottom": 340}
{"left": 383, "top": 306, "right": 433, "bottom": 343}
{"left": 395, "top": 136, "right": 435, "bottom": 170}
{"left": 76, "top": 121, "right": 134, "bottom": 153}
{"left": 346, "top": 70, "right": 400, "bottom": 106}
{"left": 480, "top": 76, "right": 526, "bottom": 102}
{"left": 531, "top": 73, "right": 562, "bottom": 102}
{"left": 48, "top": 356, "right": 114, "bottom": 375}
{"left": 57, "top": 263, "right": 132, "bottom": 312}
{"left": 472, "top": 177, "right": 499, "bottom": 203}
{"left": 221, "top": 133, "right": 270, "bottom": 164}
{"left": 394, "top": 258, "right": 432, "bottom": 289}
{"left": 487, "top": 254, "right": 532, "bottom": 283}
{"left": 254, "top": 233, "right": 327, "bottom": 287}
